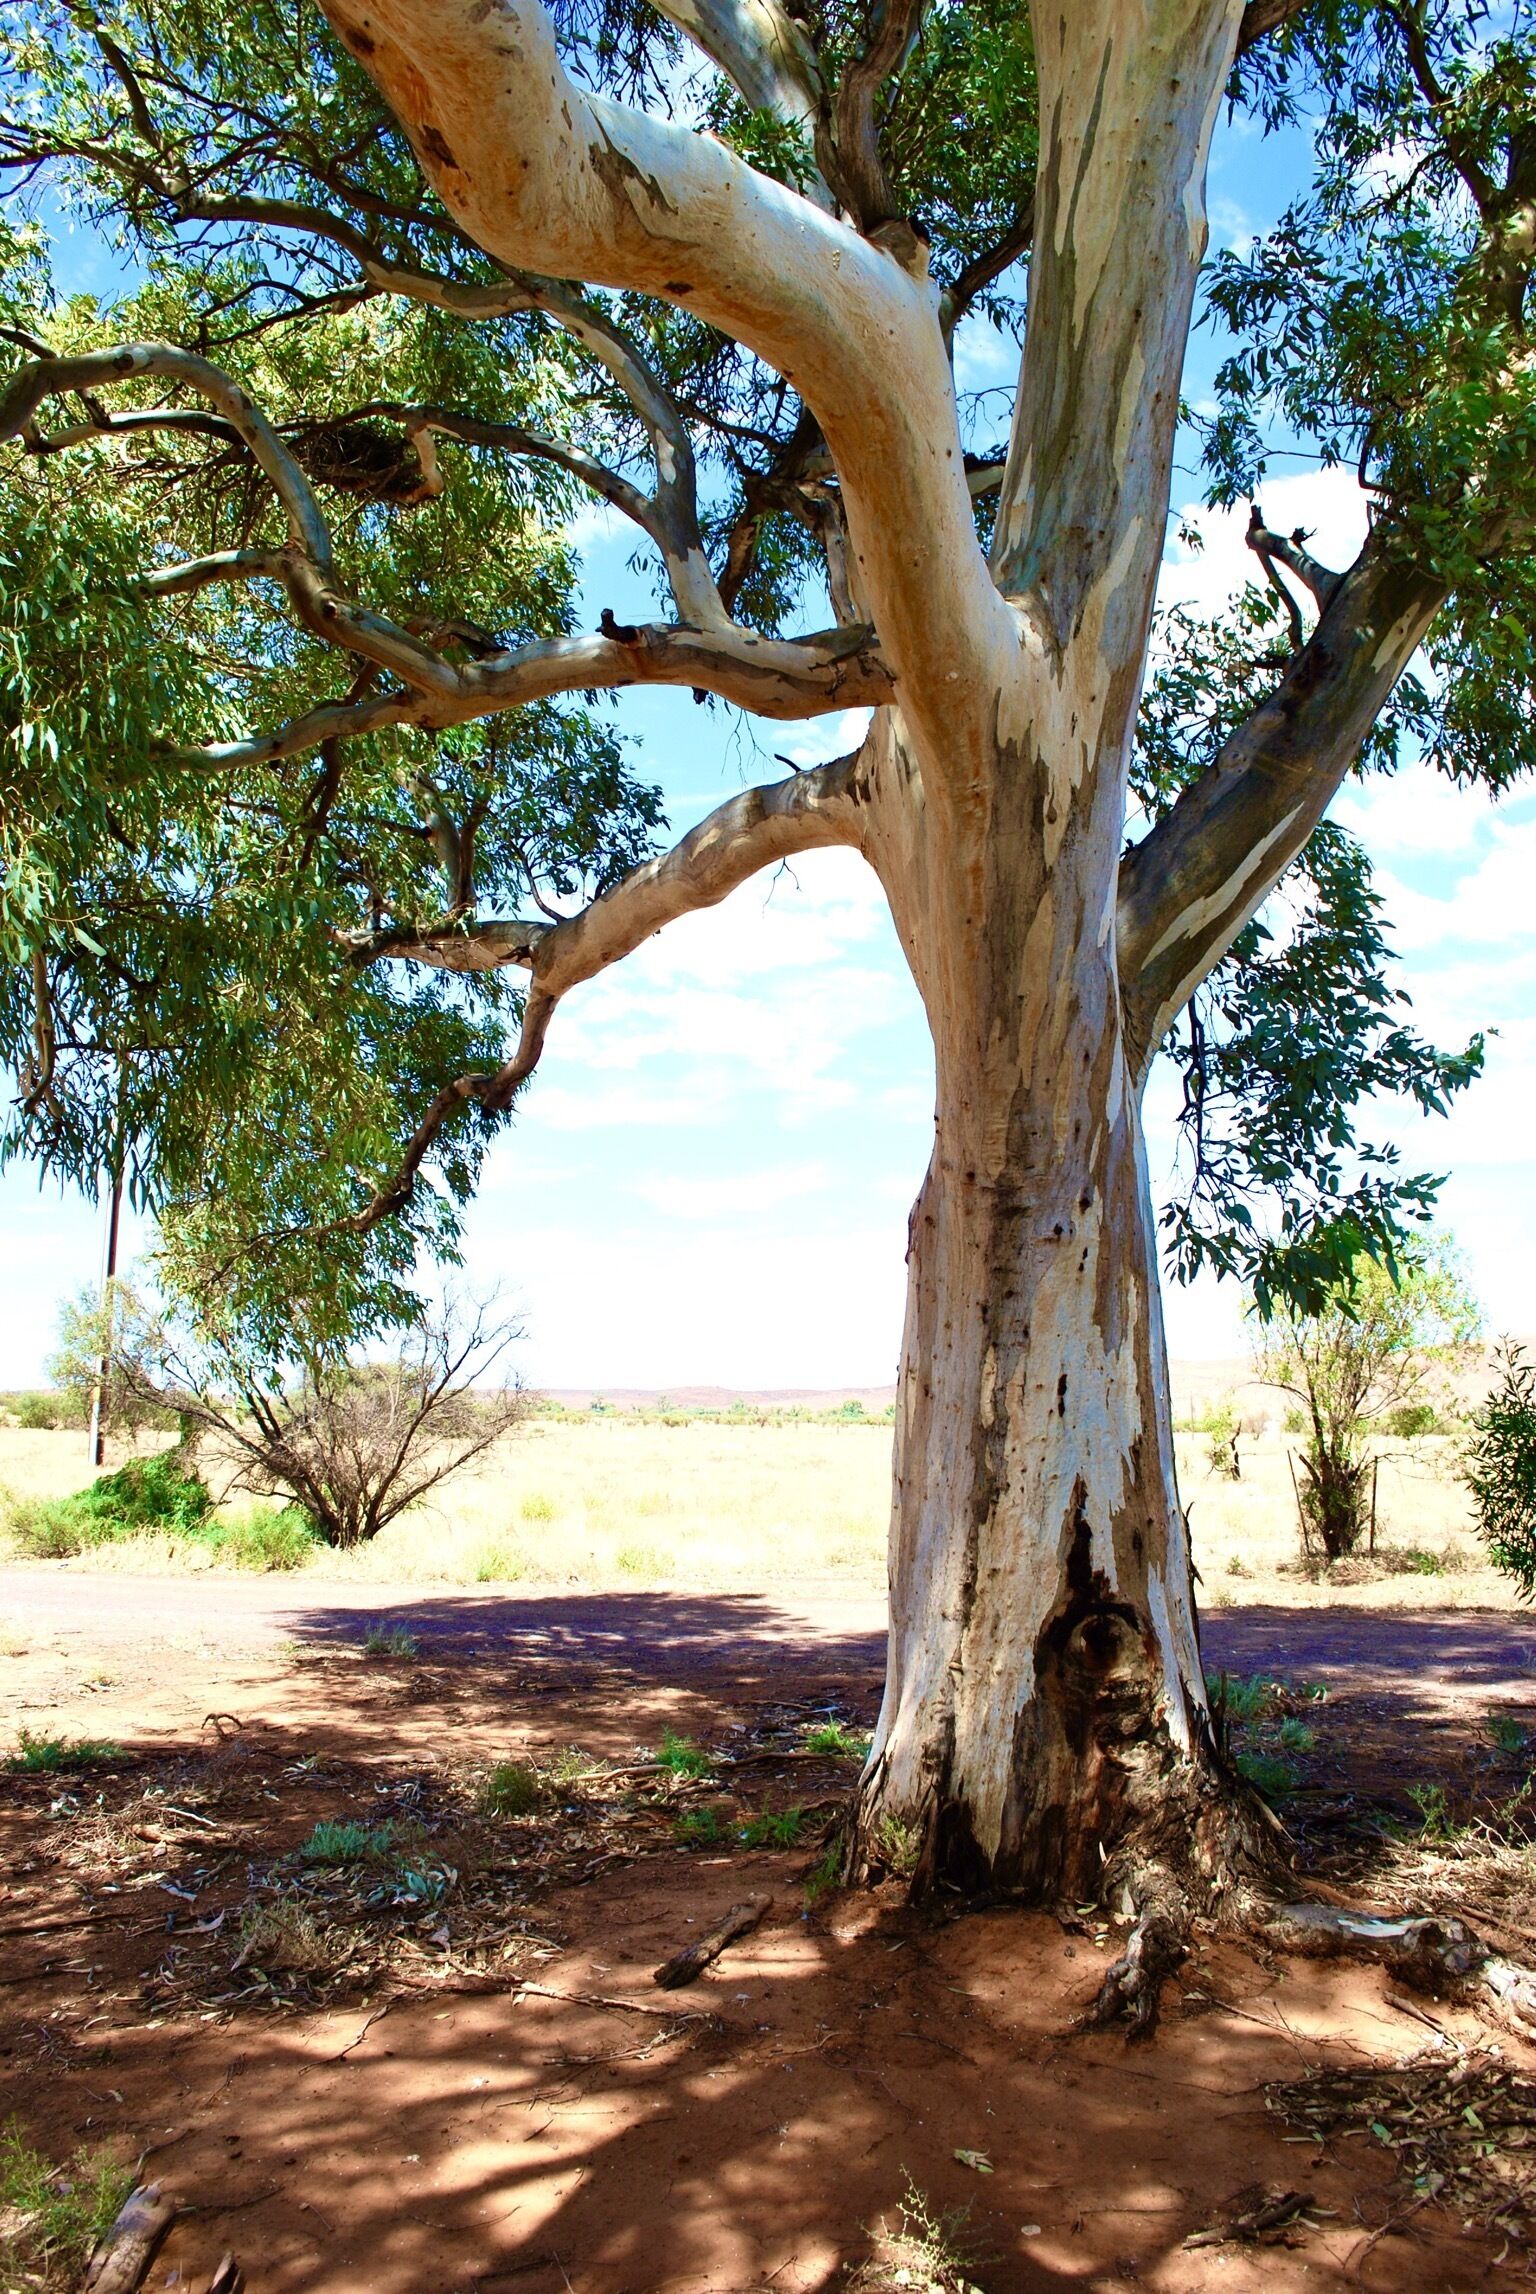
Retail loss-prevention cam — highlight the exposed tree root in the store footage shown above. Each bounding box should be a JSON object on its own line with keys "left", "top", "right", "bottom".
{"left": 1264, "top": 1901, "right": 1536, "bottom": 2040}
{"left": 1081, "top": 1906, "right": 1189, "bottom": 2041}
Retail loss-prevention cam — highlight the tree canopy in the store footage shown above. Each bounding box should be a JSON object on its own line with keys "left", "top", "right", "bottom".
{"left": 2, "top": 0, "right": 1530, "bottom": 1343}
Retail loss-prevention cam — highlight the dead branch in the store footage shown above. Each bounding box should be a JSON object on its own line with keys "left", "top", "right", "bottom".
{"left": 653, "top": 1893, "right": 772, "bottom": 1989}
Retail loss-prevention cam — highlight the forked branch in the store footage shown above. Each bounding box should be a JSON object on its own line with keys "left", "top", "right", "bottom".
{"left": 325, "top": 747, "right": 872, "bottom": 1236}
{"left": 1117, "top": 542, "right": 1445, "bottom": 1075}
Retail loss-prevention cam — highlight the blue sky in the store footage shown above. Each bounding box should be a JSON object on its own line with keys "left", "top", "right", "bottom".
{"left": 2, "top": 89, "right": 1531, "bottom": 1391}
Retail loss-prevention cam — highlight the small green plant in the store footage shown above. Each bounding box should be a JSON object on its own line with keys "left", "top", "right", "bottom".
{"left": 804, "top": 1719, "right": 871, "bottom": 1759}
{"left": 615, "top": 1540, "right": 667, "bottom": 1577}
{"left": 298, "top": 1818, "right": 399, "bottom": 1865}
{"left": 1235, "top": 1750, "right": 1297, "bottom": 1800}
{"left": 1277, "top": 1716, "right": 1317, "bottom": 1753}
{"left": 1397, "top": 1545, "right": 1445, "bottom": 1576}
{"left": 1407, "top": 1782, "right": 1458, "bottom": 1841}
{"left": 802, "top": 1841, "right": 844, "bottom": 1906}
{"left": 360, "top": 1621, "right": 420, "bottom": 1660}
{"left": 740, "top": 1805, "right": 810, "bottom": 1848}
{"left": 1225, "top": 1553, "right": 1252, "bottom": 1579}
{"left": 0, "top": 2121, "right": 134, "bottom": 2290}
{"left": 847, "top": 2176, "right": 986, "bottom": 2294}
{"left": 478, "top": 1760, "right": 542, "bottom": 1817}
{"left": 674, "top": 1806, "right": 728, "bottom": 1848}
{"left": 656, "top": 1729, "right": 713, "bottom": 1780}
{"left": 6, "top": 1729, "right": 120, "bottom": 1773}
{"left": 520, "top": 1491, "right": 557, "bottom": 1521}
{"left": 873, "top": 1812, "right": 921, "bottom": 1877}
{"left": 1488, "top": 1713, "right": 1528, "bottom": 1755}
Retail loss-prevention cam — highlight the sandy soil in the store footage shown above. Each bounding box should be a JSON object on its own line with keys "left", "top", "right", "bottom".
{"left": 4, "top": 1574, "right": 1536, "bottom": 2293}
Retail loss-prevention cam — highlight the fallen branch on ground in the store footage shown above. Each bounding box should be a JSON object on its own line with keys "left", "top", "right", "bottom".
{"left": 653, "top": 1893, "right": 772, "bottom": 1989}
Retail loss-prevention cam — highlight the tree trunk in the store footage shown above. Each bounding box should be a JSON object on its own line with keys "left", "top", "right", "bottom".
{"left": 855, "top": 716, "right": 1271, "bottom": 1916}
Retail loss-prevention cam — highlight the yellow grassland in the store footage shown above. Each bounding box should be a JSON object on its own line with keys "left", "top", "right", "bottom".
{"left": 0, "top": 1413, "right": 1515, "bottom": 1610}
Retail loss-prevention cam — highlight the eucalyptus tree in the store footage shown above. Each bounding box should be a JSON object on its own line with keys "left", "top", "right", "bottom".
{"left": 2, "top": 0, "right": 1531, "bottom": 1984}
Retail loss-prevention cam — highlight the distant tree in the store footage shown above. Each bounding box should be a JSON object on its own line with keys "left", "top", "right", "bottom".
{"left": 126, "top": 1297, "right": 525, "bottom": 1547}
{"left": 47, "top": 1280, "right": 179, "bottom": 1444}
{"left": 1465, "top": 1342, "right": 1536, "bottom": 1601}
{"left": 1254, "top": 1241, "right": 1481, "bottom": 1561}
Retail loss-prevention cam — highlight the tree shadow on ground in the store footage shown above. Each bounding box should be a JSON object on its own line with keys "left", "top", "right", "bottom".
{"left": 2, "top": 1588, "right": 1532, "bottom": 2293}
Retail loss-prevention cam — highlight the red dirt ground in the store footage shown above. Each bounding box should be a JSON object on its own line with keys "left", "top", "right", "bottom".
{"left": 3, "top": 1570, "right": 1535, "bottom": 2293}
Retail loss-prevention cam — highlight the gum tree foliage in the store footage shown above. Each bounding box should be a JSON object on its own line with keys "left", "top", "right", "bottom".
{"left": 0, "top": 0, "right": 1494, "bottom": 1341}
{"left": 1, "top": 0, "right": 1534, "bottom": 1932}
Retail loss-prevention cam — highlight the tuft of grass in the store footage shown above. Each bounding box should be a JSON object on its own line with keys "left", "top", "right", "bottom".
{"left": 297, "top": 1818, "right": 399, "bottom": 1866}
{"left": 6, "top": 1728, "right": 120, "bottom": 1774}
{"left": 802, "top": 1841, "right": 844, "bottom": 1906}
{"left": 472, "top": 1537, "right": 528, "bottom": 1583}
{"left": 360, "top": 1621, "right": 420, "bottom": 1660}
{"left": 1236, "top": 1750, "right": 1297, "bottom": 1801}
{"left": 656, "top": 1729, "right": 713, "bottom": 1781}
{"left": 740, "top": 1806, "right": 810, "bottom": 1849}
{"left": 1206, "top": 1671, "right": 1286, "bottom": 1723}
{"left": 0, "top": 2122, "right": 134, "bottom": 2291}
{"left": 1277, "top": 1716, "right": 1317, "bottom": 1754}
{"left": 614, "top": 1541, "right": 668, "bottom": 1578}
{"left": 232, "top": 1899, "right": 346, "bottom": 1975}
{"left": 873, "top": 1812, "right": 921, "bottom": 1878}
{"left": 674, "top": 1807, "right": 728, "bottom": 1848}
{"left": 848, "top": 2177, "right": 987, "bottom": 2294}
{"left": 519, "top": 1491, "right": 557, "bottom": 1522}
{"left": 1488, "top": 1713, "right": 1528, "bottom": 1755}
{"left": 804, "top": 1719, "right": 871, "bottom": 1759}
{"left": 478, "top": 1760, "right": 542, "bottom": 1818}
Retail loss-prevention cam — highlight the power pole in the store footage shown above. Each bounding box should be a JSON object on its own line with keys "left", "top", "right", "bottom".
{"left": 86, "top": 1069, "right": 127, "bottom": 1469}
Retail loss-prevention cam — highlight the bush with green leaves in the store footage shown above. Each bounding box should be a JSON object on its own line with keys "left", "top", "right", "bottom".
{"left": 6, "top": 1450, "right": 212, "bottom": 1558}
{"left": 1465, "top": 1342, "right": 1536, "bottom": 1600}
{"left": 1253, "top": 1239, "right": 1481, "bottom": 1560}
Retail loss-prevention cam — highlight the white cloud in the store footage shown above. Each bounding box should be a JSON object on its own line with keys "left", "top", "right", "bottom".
{"left": 1160, "top": 467, "right": 1372, "bottom": 620}
{"left": 628, "top": 1162, "right": 831, "bottom": 1221}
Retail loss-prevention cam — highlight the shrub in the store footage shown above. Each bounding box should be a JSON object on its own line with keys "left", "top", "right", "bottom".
{"left": 479, "top": 1760, "right": 542, "bottom": 1817}
{"left": 206, "top": 1505, "right": 318, "bottom": 1571}
{"left": 520, "top": 1492, "right": 557, "bottom": 1522}
{"left": 7, "top": 1452, "right": 213, "bottom": 1560}
{"left": 13, "top": 1391, "right": 63, "bottom": 1429}
{"left": 1464, "top": 1341, "right": 1536, "bottom": 1599}
{"left": 1388, "top": 1402, "right": 1439, "bottom": 1438}
{"left": 7, "top": 1729, "right": 120, "bottom": 1773}
{"left": 1277, "top": 1717, "right": 1317, "bottom": 1753}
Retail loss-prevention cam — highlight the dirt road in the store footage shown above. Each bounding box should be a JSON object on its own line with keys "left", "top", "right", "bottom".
{"left": 2, "top": 1563, "right": 1531, "bottom": 1717}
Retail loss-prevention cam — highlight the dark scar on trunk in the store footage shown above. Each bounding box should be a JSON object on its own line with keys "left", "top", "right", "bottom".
{"left": 589, "top": 123, "right": 679, "bottom": 216}
{"left": 419, "top": 124, "right": 459, "bottom": 169}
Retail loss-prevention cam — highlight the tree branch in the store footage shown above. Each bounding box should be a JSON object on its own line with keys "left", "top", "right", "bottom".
{"left": 645, "top": 0, "right": 826, "bottom": 159}
{"left": 820, "top": 0, "right": 925, "bottom": 232}
{"left": 323, "top": 749, "right": 870, "bottom": 1237}
{"left": 318, "top": 0, "right": 1012, "bottom": 735}
{"left": 0, "top": 342, "right": 335, "bottom": 570}
{"left": 170, "top": 616, "right": 892, "bottom": 772}
{"left": 1117, "top": 542, "right": 1445, "bottom": 1079}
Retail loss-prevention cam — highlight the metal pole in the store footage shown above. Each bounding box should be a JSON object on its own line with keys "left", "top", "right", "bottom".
{"left": 86, "top": 1167, "right": 122, "bottom": 1469}
{"left": 86, "top": 1066, "right": 127, "bottom": 1469}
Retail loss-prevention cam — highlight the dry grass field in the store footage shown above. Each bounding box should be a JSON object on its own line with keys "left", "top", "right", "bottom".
{"left": 0, "top": 1407, "right": 1514, "bottom": 1608}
